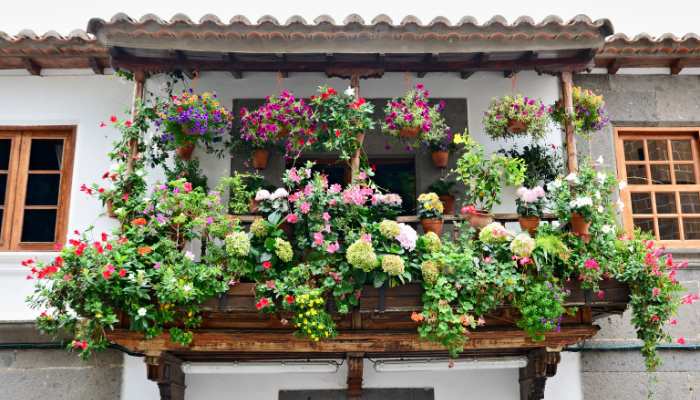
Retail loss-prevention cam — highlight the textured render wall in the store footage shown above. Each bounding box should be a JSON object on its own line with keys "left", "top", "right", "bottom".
{"left": 574, "top": 74, "right": 700, "bottom": 400}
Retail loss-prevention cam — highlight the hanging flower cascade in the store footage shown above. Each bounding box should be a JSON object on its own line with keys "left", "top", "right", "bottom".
{"left": 382, "top": 84, "right": 450, "bottom": 148}
{"left": 551, "top": 86, "right": 610, "bottom": 137}
{"left": 155, "top": 90, "right": 233, "bottom": 147}
{"left": 483, "top": 94, "right": 550, "bottom": 140}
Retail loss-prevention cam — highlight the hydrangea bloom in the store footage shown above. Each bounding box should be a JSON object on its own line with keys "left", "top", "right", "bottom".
{"left": 379, "top": 220, "right": 401, "bottom": 239}
{"left": 396, "top": 223, "right": 418, "bottom": 251}
{"left": 420, "top": 232, "right": 442, "bottom": 253}
{"left": 421, "top": 260, "right": 440, "bottom": 284}
{"left": 225, "top": 231, "right": 251, "bottom": 257}
{"left": 510, "top": 233, "right": 536, "bottom": 258}
{"left": 346, "top": 239, "right": 378, "bottom": 272}
{"left": 250, "top": 218, "right": 269, "bottom": 238}
{"left": 382, "top": 255, "right": 405, "bottom": 276}
{"left": 270, "top": 188, "right": 289, "bottom": 200}
{"left": 274, "top": 238, "right": 293, "bottom": 262}
{"left": 479, "top": 222, "right": 513, "bottom": 244}
{"left": 255, "top": 189, "right": 271, "bottom": 201}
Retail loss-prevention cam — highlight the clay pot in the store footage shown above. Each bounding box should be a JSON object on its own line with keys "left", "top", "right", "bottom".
{"left": 570, "top": 212, "right": 591, "bottom": 242}
{"left": 176, "top": 143, "right": 195, "bottom": 160}
{"left": 518, "top": 216, "right": 540, "bottom": 236}
{"left": 105, "top": 199, "right": 117, "bottom": 218}
{"left": 399, "top": 126, "right": 420, "bottom": 139}
{"left": 248, "top": 198, "right": 259, "bottom": 214}
{"left": 276, "top": 126, "right": 289, "bottom": 140}
{"left": 431, "top": 151, "right": 449, "bottom": 168}
{"left": 252, "top": 149, "right": 270, "bottom": 170}
{"left": 439, "top": 195, "right": 456, "bottom": 215}
{"left": 507, "top": 119, "right": 527, "bottom": 134}
{"left": 462, "top": 210, "right": 494, "bottom": 230}
{"left": 420, "top": 218, "right": 444, "bottom": 235}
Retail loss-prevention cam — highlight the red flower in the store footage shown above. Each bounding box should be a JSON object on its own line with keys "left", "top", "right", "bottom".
{"left": 677, "top": 337, "right": 686, "bottom": 345}
{"left": 102, "top": 171, "right": 109, "bottom": 179}
{"left": 54, "top": 256, "right": 63, "bottom": 267}
{"left": 584, "top": 258, "right": 600, "bottom": 271}
{"left": 286, "top": 214, "right": 298, "bottom": 224}
{"left": 650, "top": 314, "right": 660, "bottom": 323}
{"left": 334, "top": 129, "right": 341, "bottom": 138}
{"left": 118, "top": 268, "right": 127, "bottom": 278}
{"left": 349, "top": 97, "right": 366, "bottom": 109}
{"left": 124, "top": 120, "right": 132, "bottom": 127}
{"left": 131, "top": 217, "right": 147, "bottom": 226}
{"left": 255, "top": 297, "right": 271, "bottom": 310}
{"left": 101, "top": 232, "right": 108, "bottom": 242}
{"left": 93, "top": 242, "right": 104, "bottom": 254}
{"left": 72, "top": 340, "right": 88, "bottom": 350}
{"left": 327, "top": 87, "right": 337, "bottom": 95}
{"left": 121, "top": 193, "right": 129, "bottom": 201}
{"left": 596, "top": 290, "right": 605, "bottom": 300}
{"left": 109, "top": 115, "right": 117, "bottom": 123}
{"left": 262, "top": 260, "right": 272, "bottom": 270}
{"left": 183, "top": 182, "right": 193, "bottom": 192}
{"left": 102, "top": 264, "right": 115, "bottom": 279}
{"left": 285, "top": 295, "right": 295, "bottom": 304}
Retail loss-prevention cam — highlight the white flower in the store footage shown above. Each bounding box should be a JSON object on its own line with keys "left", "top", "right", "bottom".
{"left": 616, "top": 199, "right": 625, "bottom": 211}
{"left": 270, "top": 188, "right": 289, "bottom": 200}
{"left": 601, "top": 225, "right": 615, "bottom": 234}
{"left": 598, "top": 205, "right": 604, "bottom": 213}
{"left": 255, "top": 189, "right": 271, "bottom": 201}
{"left": 548, "top": 179, "right": 563, "bottom": 190}
{"left": 565, "top": 173, "right": 580, "bottom": 184}
{"left": 396, "top": 223, "right": 418, "bottom": 252}
{"left": 595, "top": 155, "right": 604, "bottom": 165}
{"left": 344, "top": 86, "right": 356, "bottom": 97}
{"left": 618, "top": 180, "right": 628, "bottom": 191}
{"left": 570, "top": 196, "right": 593, "bottom": 209}
{"left": 183, "top": 284, "right": 192, "bottom": 293}
{"left": 552, "top": 221, "right": 561, "bottom": 228}
{"left": 137, "top": 307, "right": 147, "bottom": 317}
{"left": 596, "top": 172, "right": 607, "bottom": 184}
{"left": 184, "top": 251, "right": 195, "bottom": 261}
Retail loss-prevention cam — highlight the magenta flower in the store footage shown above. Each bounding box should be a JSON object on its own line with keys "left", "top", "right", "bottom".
{"left": 300, "top": 202, "right": 311, "bottom": 214}
{"left": 584, "top": 258, "right": 600, "bottom": 271}
{"left": 286, "top": 214, "right": 298, "bottom": 224}
{"left": 326, "top": 242, "right": 340, "bottom": 254}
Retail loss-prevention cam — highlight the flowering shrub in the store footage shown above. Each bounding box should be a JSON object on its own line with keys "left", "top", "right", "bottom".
{"left": 453, "top": 133, "right": 525, "bottom": 211}
{"left": 381, "top": 84, "right": 449, "bottom": 148}
{"left": 417, "top": 192, "right": 444, "bottom": 220}
{"left": 483, "top": 94, "right": 549, "bottom": 140}
{"left": 155, "top": 90, "right": 233, "bottom": 148}
{"left": 551, "top": 86, "right": 610, "bottom": 138}
{"left": 515, "top": 186, "right": 546, "bottom": 217}
{"left": 309, "top": 86, "right": 375, "bottom": 160}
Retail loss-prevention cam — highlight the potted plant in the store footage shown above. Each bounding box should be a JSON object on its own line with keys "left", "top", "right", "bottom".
{"left": 483, "top": 95, "right": 549, "bottom": 140}
{"left": 452, "top": 133, "right": 525, "bottom": 230}
{"left": 425, "top": 126, "right": 456, "bottom": 168}
{"left": 427, "top": 179, "right": 457, "bottom": 215}
{"left": 219, "top": 172, "right": 268, "bottom": 214}
{"left": 155, "top": 90, "right": 233, "bottom": 160}
{"left": 498, "top": 143, "right": 564, "bottom": 188}
{"left": 309, "top": 86, "right": 375, "bottom": 161}
{"left": 382, "top": 85, "right": 448, "bottom": 147}
{"left": 551, "top": 86, "right": 610, "bottom": 138}
{"left": 417, "top": 192, "right": 444, "bottom": 235}
{"left": 515, "top": 186, "right": 546, "bottom": 235}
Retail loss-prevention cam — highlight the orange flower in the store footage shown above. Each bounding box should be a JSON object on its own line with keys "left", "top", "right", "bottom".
{"left": 137, "top": 246, "right": 152, "bottom": 256}
{"left": 131, "top": 217, "right": 147, "bottom": 226}
{"left": 410, "top": 312, "right": 424, "bottom": 322}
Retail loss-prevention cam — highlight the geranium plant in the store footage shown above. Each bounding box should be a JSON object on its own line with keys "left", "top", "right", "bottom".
{"left": 309, "top": 86, "right": 375, "bottom": 161}
{"left": 483, "top": 94, "right": 549, "bottom": 140}
{"left": 382, "top": 84, "right": 448, "bottom": 147}
{"left": 551, "top": 86, "right": 610, "bottom": 138}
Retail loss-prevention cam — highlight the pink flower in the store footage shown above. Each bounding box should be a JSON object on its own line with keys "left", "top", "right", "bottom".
{"left": 669, "top": 318, "right": 678, "bottom": 326}
{"left": 652, "top": 287, "right": 661, "bottom": 297}
{"left": 677, "top": 337, "right": 686, "bottom": 345}
{"left": 358, "top": 171, "right": 367, "bottom": 180}
{"left": 650, "top": 315, "right": 660, "bottom": 323}
{"left": 681, "top": 293, "right": 700, "bottom": 305}
{"left": 329, "top": 184, "right": 342, "bottom": 194}
{"left": 361, "top": 233, "right": 372, "bottom": 243}
{"left": 288, "top": 168, "right": 301, "bottom": 183}
{"left": 288, "top": 192, "right": 300, "bottom": 202}
{"left": 300, "top": 202, "right": 311, "bottom": 214}
{"left": 183, "top": 182, "right": 193, "bottom": 192}
{"left": 266, "top": 280, "right": 276, "bottom": 289}
{"left": 518, "top": 257, "right": 531, "bottom": 266}
{"left": 329, "top": 199, "right": 337, "bottom": 206}
{"left": 326, "top": 242, "right": 340, "bottom": 254}
{"left": 303, "top": 184, "right": 314, "bottom": 197}
{"left": 597, "top": 290, "right": 605, "bottom": 300}
{"left": 286, "top": 214, "right": 298, "bottom": 224}
{"left": 322, "top": 212, "right": 331, "bottom": 222}
{"left": 483, "top": 256, "right": 493, "bottom": 264}
{"left": 584, "top": 258, "right": 600, "bottom": 271}
{"left": 313, "top": 232, "right": 324, "bottom": 246}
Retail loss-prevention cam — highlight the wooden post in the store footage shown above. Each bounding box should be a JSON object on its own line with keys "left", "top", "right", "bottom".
{"left": 519, "top": 349, "right": 561, "bottom": 400}
{"left": 125, "top": 70, "right": 146, "bottom": 176}
{"left": 349, "top": 73, "right": 363, "bottom": 179}
{"left": 146, "top": 352, "right": 186, "bottom": 400}
{"left": 346, "top": 352, "right": 364, "bottom": 400}
{"left": 560, "top": 71, "right": 578, "bottom": 173}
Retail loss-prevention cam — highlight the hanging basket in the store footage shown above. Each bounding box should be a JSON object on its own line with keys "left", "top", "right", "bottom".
{"left": 420, "top": 218, "right": 444, "bottom": 235}
{"left": 252, "top": 149, "right": 270, "bottom": 170}
{"left": 176, "top": 143, "right": 195, "bottom": 160}
{"left": 399, "top": 126, "right": 420, "bottom": 139}
{"left": 438, "top": 195, "right": 456, "bottom": 215}
{"left": 518, "top": 216, "right": 540, "bottom": 236}
{"left": 431, "top": 151, "right": 449, "bottom": 168}
{"left": 570, "top": 212, "right": 591, "bottom": 242}
{"left": 507, "top": 119, "right": 527, "bottom": 134}
{"left": 276, "top": 127, "right": 290, "bottom": 140}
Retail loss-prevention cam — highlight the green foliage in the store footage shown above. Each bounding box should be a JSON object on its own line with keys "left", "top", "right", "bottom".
{"left": 499, "top": 143, "right": 564, "bottom": 188}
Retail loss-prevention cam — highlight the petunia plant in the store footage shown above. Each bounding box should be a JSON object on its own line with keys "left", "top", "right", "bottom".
{"left": 483, "top": 94, "right": 550, "bottom": 140}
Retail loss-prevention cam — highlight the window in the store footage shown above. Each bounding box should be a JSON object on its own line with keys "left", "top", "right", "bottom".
{"left": 0, "top": 129, "right": 75, "bottom": 251}
{"left": 615, "top": 128, "right": 700, "bottom": 245}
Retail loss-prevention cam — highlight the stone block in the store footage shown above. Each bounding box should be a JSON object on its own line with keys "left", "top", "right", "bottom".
{"left": 582, "top": 350, "right": 700, "bottom": 373}
{"left": 0, "top": 366, "right": 122, "bottom": 400}
{"left": 582, "top": 371, "right": 692, "bottom": 400}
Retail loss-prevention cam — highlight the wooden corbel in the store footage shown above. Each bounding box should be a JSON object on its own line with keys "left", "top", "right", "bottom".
{"left": 519, "top": 348, "right": 561, "bottom": 400}
{"left": 145, "top": 352, "right": 186, "bottom": 400}
{"left": 346, "top": 352, "right": 365, "bottom": 400}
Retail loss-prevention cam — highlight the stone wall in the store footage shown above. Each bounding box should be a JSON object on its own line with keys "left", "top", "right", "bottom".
{"left": 574, "top": 73, "right": 700, "bottom": 400}
{"left": 0, "top": 322, "right": 123, "bottom": 400}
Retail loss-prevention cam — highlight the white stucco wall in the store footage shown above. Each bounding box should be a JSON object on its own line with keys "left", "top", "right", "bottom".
{"left": 0, "top": 70, "right": 577, "bottom": 400}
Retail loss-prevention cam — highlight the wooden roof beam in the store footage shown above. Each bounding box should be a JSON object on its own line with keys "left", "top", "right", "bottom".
{"left": 460, "top": 71, "right": 475, "bottom": 80}
{"left": 226, "top": 54, "right": 243, "bottom": 79}
{"left": 23, "top": 58, "right": 41, "bottom": 76}
{"left": 607, "top": 59, "right": 621, "bottom": 75}
{"left": 174, "top": 50, "right": 196, "bottom": 79}
{"left": 670, "top": 58, "right": 685, "bottom": 75}
{"left": 88, "top": 57, "right": 104, "bottom": 75}
{"left": 417, "top": 53, "right": 437, "bottom": 78}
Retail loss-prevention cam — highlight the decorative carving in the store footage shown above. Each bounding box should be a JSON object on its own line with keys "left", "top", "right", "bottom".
{"left": 519, "top": 349, "right": 561, "bottom": 400}
{"left": 346, "top": 352, "right": 365, "bottom": 400}
{"left": 145, "top": 352, "right": 186, "bottom": 400}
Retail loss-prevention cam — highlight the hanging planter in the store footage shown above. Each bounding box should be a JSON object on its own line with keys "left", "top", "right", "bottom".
{"left": 399, "top": 126, "right": 421, "bottom": 139}
{"left": 550, "top": 86, "right": 610, "bottom": 138}
{"left": 507, "top": 119, "right": 528, "bottom": 134}
{"left": 518, "top": 216, "right": 540, "bottom": 236}
{"left": 176, "top": 143, "right": 195, "bottom": 160}
{"left": 382, "top": 84, "right": 449, "bottom": 150}
{"left": 251, "top": 149, "right": 270, "bottom": 170}
{"left": 431, "top": 150, "right": 449, "bottom": 168}
{"left": 483, "top": 94, "right": 549, "bottom": 140}
{"left": 420, "top": 218, "right": 444, "bottom": 235}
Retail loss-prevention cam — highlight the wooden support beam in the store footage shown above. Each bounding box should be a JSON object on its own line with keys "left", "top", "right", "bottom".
{"left": 670, "top": 59, "right": 684, "bottom": 75}
{"left": 460, "top": 71, "right": 474, "bottom": 80}
{"left": 125, "top": 71, "right": 146, "bottom": 177}
{"left": 560, "top": 71, "right": 578, "bottom": 173}
{"left": 519, "top": 349, "right": 561, "bottom": 400}
{"left": 504, "top": 70, "right": 516, "bottom": 78}
{"left": 146, "top": 353, "right": 186, "bottom": 400}
{"left": 88, "top": 57, "right": 104, "bottom": 75}
{"left": 349, "top": 74, "right": 363, "bottom": 179}
{"left": 23, "top": 58, "right": 40, "bottom": 76}
{"left": 227, "top": 54, "right": 243, "bottom": 79}
{"left": 607, "top": 59, "right": 621, "bottom": 75}
{"left": 346, "top": 353, "right": 364, "bottom": 400}
{"left": 174, "top": 51, "right": 195, "bottom": 79}
{"left": 417, "top": 53, "right": 436, "bottom": 78}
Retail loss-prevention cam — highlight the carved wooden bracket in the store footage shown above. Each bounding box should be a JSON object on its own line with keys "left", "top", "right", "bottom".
{"left": 145, "top": 352, "right": 186, "bottom": 400}
{"left": 325, "top": 67, "right": 384, "bottom": 80}
{"left": 519, "top": 349, "right": 561, "bottom": 400}
{"left": 346, "top": 352, "right": 365, "bottom": 400}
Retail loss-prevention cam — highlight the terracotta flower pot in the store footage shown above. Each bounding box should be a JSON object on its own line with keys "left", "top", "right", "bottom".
{"left": 431, "top": 151, "right": 449, "bottom": 168}
{"left": 439, "top": 195, "right": 456, "bottom": 215}
{"left": 249, "top": 198, "right": 259, "bottom": 214}
{"left": 462, "top": 210, "right": 494, "bottom": 230}
{"left": 399, "top": 126, "right": 420, "bottom": 139}
{"left": 276, "top": 126, "right": 289, "bottom": 140}
{"left": 105, "top": 199, "right": 117, "bottom": 218}
{"left": 420, "top": 218, "right": 444, "bottom": 235}
{"left": 176, "top": 143, "right": 195, "bottom": 160}
{"left": 518, "top": 216, "right": 540, "bottom": 236}
{"left": 252, "top": 149, "right": 270, "bottom": 170}
{"left": 507, "top": 119, "right": 527, "bottom": 134}
{"left": 570, "top": 212, "right": 591, "bottom": 242}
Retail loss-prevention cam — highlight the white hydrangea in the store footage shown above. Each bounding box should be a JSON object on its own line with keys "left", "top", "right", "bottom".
{"left": 270, "top": 188, "right": 289, "bottom": 200}
{"left": 396, "top": 223, "right": 417, "bottom": 252}
{"left": 255, "top": 189, "right": 271, "bottom": 201}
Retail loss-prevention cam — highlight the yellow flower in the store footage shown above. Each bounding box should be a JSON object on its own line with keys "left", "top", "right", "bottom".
{"left": 453, "top": 133, "right": 464, "bottom": 144}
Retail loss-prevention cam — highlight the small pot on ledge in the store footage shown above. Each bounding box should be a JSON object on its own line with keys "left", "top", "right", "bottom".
{"left": 462, "top": 208, "right": 494, "bottom": 230}
{"left": 176, "top": 143, "right": 195, "bottom": 160}
{"left": 431, "top": 151, "right": 449, "bottom": 168}
{"left": 399, "top": 126, "right": 420, "bottom": 139}
{"left": 252, "top": 149, "right": 270, "bottom": 170}
{"left": 420, "top": 218, "right": 444, "bottom": 235}
{"left": 439, "top": 194, "right": 456, "bottom": 215}
{"left": 518, "top": 215, "right": 540, "bottom": 236}
{"left": 570, "top": 212, "right": 591, "bottom": 242}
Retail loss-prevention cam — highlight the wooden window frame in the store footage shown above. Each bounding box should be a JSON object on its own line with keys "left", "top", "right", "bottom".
{"left": 0, "top": 127, "right": 75, "bottom": 251}
{"left": 614, "top": 127, "right": 700, "bottom": 247}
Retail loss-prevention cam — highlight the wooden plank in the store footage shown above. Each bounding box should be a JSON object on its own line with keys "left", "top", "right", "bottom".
{"left": 560, "top": 71, "right": 578, "bottom": 172}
